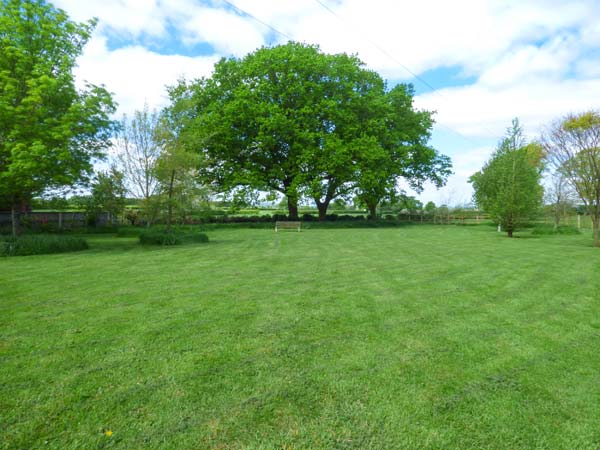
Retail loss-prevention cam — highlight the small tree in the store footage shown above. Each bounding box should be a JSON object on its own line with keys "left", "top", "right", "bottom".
{"left": 87, "top": 168, "right": 127, "bottom": 225}
{"left": 155, "top": 112, "right": 201, "bottom": 233}
{"left": 115, "top": 104, "right": 161, "bottom": 217}
{"left": 545, "top": 170, "right": 576, "bottom": 229}
{"left": 469, "top": 119, "right": 544, "bottom": 237}
{"left": 543, "top": 111, "right": 600, "bottom": 247}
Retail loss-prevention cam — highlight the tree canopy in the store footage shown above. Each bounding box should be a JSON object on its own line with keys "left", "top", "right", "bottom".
{"left": 0, "top": 0, "right": 116, "bottom": 234}
{"left": 543, "top": 111, "right": 600, "bottom": 247}
{"left": 469, "top": 119, "right": 544, "bottom": 237}
{"left": 168, "top": 42, "right": 451, "bottom": 220}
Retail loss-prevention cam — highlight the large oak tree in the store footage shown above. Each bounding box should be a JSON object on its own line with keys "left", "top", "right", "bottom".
{"left": 169, "top": 42, "right": 451, "bottom": 220}
{"left": 353, "top": 84, "right": 451, "bottom": 219}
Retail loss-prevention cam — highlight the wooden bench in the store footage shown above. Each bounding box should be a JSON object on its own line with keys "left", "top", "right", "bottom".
{"left": 275, "top": 221, "right": 301, "bottom": 232}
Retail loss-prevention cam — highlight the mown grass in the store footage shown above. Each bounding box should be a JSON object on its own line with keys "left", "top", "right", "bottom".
{"left": 1, "top": 225, "right": 600, "bottom": 449}
{"left": 0, "top": 234, "right": 88, "bottom": 257}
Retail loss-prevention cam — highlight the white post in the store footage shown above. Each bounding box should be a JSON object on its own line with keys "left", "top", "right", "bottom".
{"left": 497, "top": 224, "right": 501, "bottom": 232}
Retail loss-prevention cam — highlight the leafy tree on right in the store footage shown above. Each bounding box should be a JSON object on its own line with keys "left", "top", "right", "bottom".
{"left": 542, "top": 111, "right": 600, "bottom": 247}
{"left": 469, "top": 119, "right": 544, "bottom": 237}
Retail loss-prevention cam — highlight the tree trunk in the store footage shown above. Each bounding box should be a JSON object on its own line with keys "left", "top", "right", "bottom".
{"left": 11, "top": 203, "right": 20, "bottom": 237}
{"left": 166, "top": 169, "right": 175, "bottom": 233}
{"left": 315, "top": 199, "right": 331, "bottom": 221}
{"left": 367, "top": 202, "right": 377, "bottom": 220}
{"left": 287, "top": 195, "right": 299, "bottom": 220}
{"left": 507, "top": 229, "right": 513, "bottom": 238}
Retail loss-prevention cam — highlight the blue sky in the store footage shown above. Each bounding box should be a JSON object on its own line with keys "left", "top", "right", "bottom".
{"left": 54, "top": 0, "right": 600, "bottom": 205}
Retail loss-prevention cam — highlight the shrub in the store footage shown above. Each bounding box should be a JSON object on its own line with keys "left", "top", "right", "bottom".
{"left": 531, "top": 225, "right": 581, "bottom": 235}
{"left": 139, "top": 229, "right": 209, "bottom": 246}
{"left": 0, "top": 234, "right": 88, "bottom": 256}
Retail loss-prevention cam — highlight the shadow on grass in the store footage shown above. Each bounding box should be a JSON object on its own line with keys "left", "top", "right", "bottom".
{"left": 84, "top": 234, "right": 239, "bottom": 255}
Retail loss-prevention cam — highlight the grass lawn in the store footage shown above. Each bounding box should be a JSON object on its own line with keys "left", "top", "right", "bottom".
{"left": 2, "top": 225, "right": 600, "bottom": 449}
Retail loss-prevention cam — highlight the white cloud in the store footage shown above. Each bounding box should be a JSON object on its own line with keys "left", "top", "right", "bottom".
{"left": 178, "top": 6, "right": 266, "bottom": 56}
{"left": 415, "top": 76, "right": 600, "bottom": 139}
{"left": 54, "top": 0, "right": 168, "bottom": 37}
{"left": 75, "top": 35, "right": 218, "bottom": 117}
{"left": 258, "top": 0, "right": 599, "bottom": 79}
{"left": 477, "top": 36, "right": 577, "bottom": 87}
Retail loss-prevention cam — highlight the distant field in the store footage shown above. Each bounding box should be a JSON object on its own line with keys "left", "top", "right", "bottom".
{"left": 2, "top": 225, "right": 600, "bottom": 449}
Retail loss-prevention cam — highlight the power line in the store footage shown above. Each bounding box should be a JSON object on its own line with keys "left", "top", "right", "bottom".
{"left": 220, "top": 0, "right": 294, "bottom": 42}
{"left": 312, "top": 0, "right": 500, "bottom": 144}
{"left": 222, "top": 0, "right": 497, "bottom": 146}
{"left": 313, "top": 0, "right": 439, "bottom": 93}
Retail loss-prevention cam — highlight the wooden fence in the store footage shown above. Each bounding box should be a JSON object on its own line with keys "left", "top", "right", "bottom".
{"left": 0, "top": 211, "right": 112, "bottom": 230}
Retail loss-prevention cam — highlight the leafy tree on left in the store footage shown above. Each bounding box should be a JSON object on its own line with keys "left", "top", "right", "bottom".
{"left": 0, "top": 0, "right": 116, "bottom": 235}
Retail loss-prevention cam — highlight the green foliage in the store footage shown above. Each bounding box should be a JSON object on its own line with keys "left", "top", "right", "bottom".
{"left": 154, "top": 107, "right": 206, "bottom": 230}
{"left": 86, "top": 168, "right": 127, "bottom": 224}
{"left": 424, "top": 201, "right": 436, "bottom": 212}
{"left": 30, "top": 196, "right": 70, "bottom": 210}
{"left": 531, "top": 224, "right": 580, "bottom": 235}
{"left": 543, "top": 110, "right": 600, "bottom": 247}
{"left": 0, "top": 0, "right": 116, "bottom": 233}
{"left": 469, "top": 119, "right": 544, "bottom": 236}
{"left": 168, "top": 42, "right": 451, "bottom": 220}
{"left": 353, "top": 85, "right": 452, "bottom": 218}
{"left": 0, "top": 234, "right": 88, "bottom": 256}
{"left": 138, "top": 229, "right": 209, "bottom": 246}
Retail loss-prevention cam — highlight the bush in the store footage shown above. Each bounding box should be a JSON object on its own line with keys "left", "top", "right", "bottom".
{"left": 0, "top": 234, "right": 88, "bottom": 256}
{"left": 531, "top": 225, "right": 581, "bottom": 235}
{"left": 139, "top": 229, "right": 209, "bottom": 246}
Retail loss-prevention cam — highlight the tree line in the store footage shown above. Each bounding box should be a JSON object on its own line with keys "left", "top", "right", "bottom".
{"left": 1, "top": 0, "right": 600, "bottom": 247}
{"left": 0, "top": 0, "right": 451, "bottom": 234}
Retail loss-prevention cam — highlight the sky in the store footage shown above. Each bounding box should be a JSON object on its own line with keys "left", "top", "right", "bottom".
{"left": 54, "top": 0, "right": 600, "bottom": 206}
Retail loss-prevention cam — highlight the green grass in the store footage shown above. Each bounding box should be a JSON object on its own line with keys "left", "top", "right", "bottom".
{"left": 2, "top": 226, "right": 600, "bottom": 449}
{"left": 0, "top": 234, "right": 89, "bottom": 256}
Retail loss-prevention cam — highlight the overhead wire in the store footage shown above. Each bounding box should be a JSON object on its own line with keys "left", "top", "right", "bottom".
{"left": 312, "top": 0, "right": 501, "bottom": 144}
{"left": 220, "top": 0, "right": 498, "bottom": 146}
{"left": 220, "top": 0, "right": 294, "bottom": 42}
